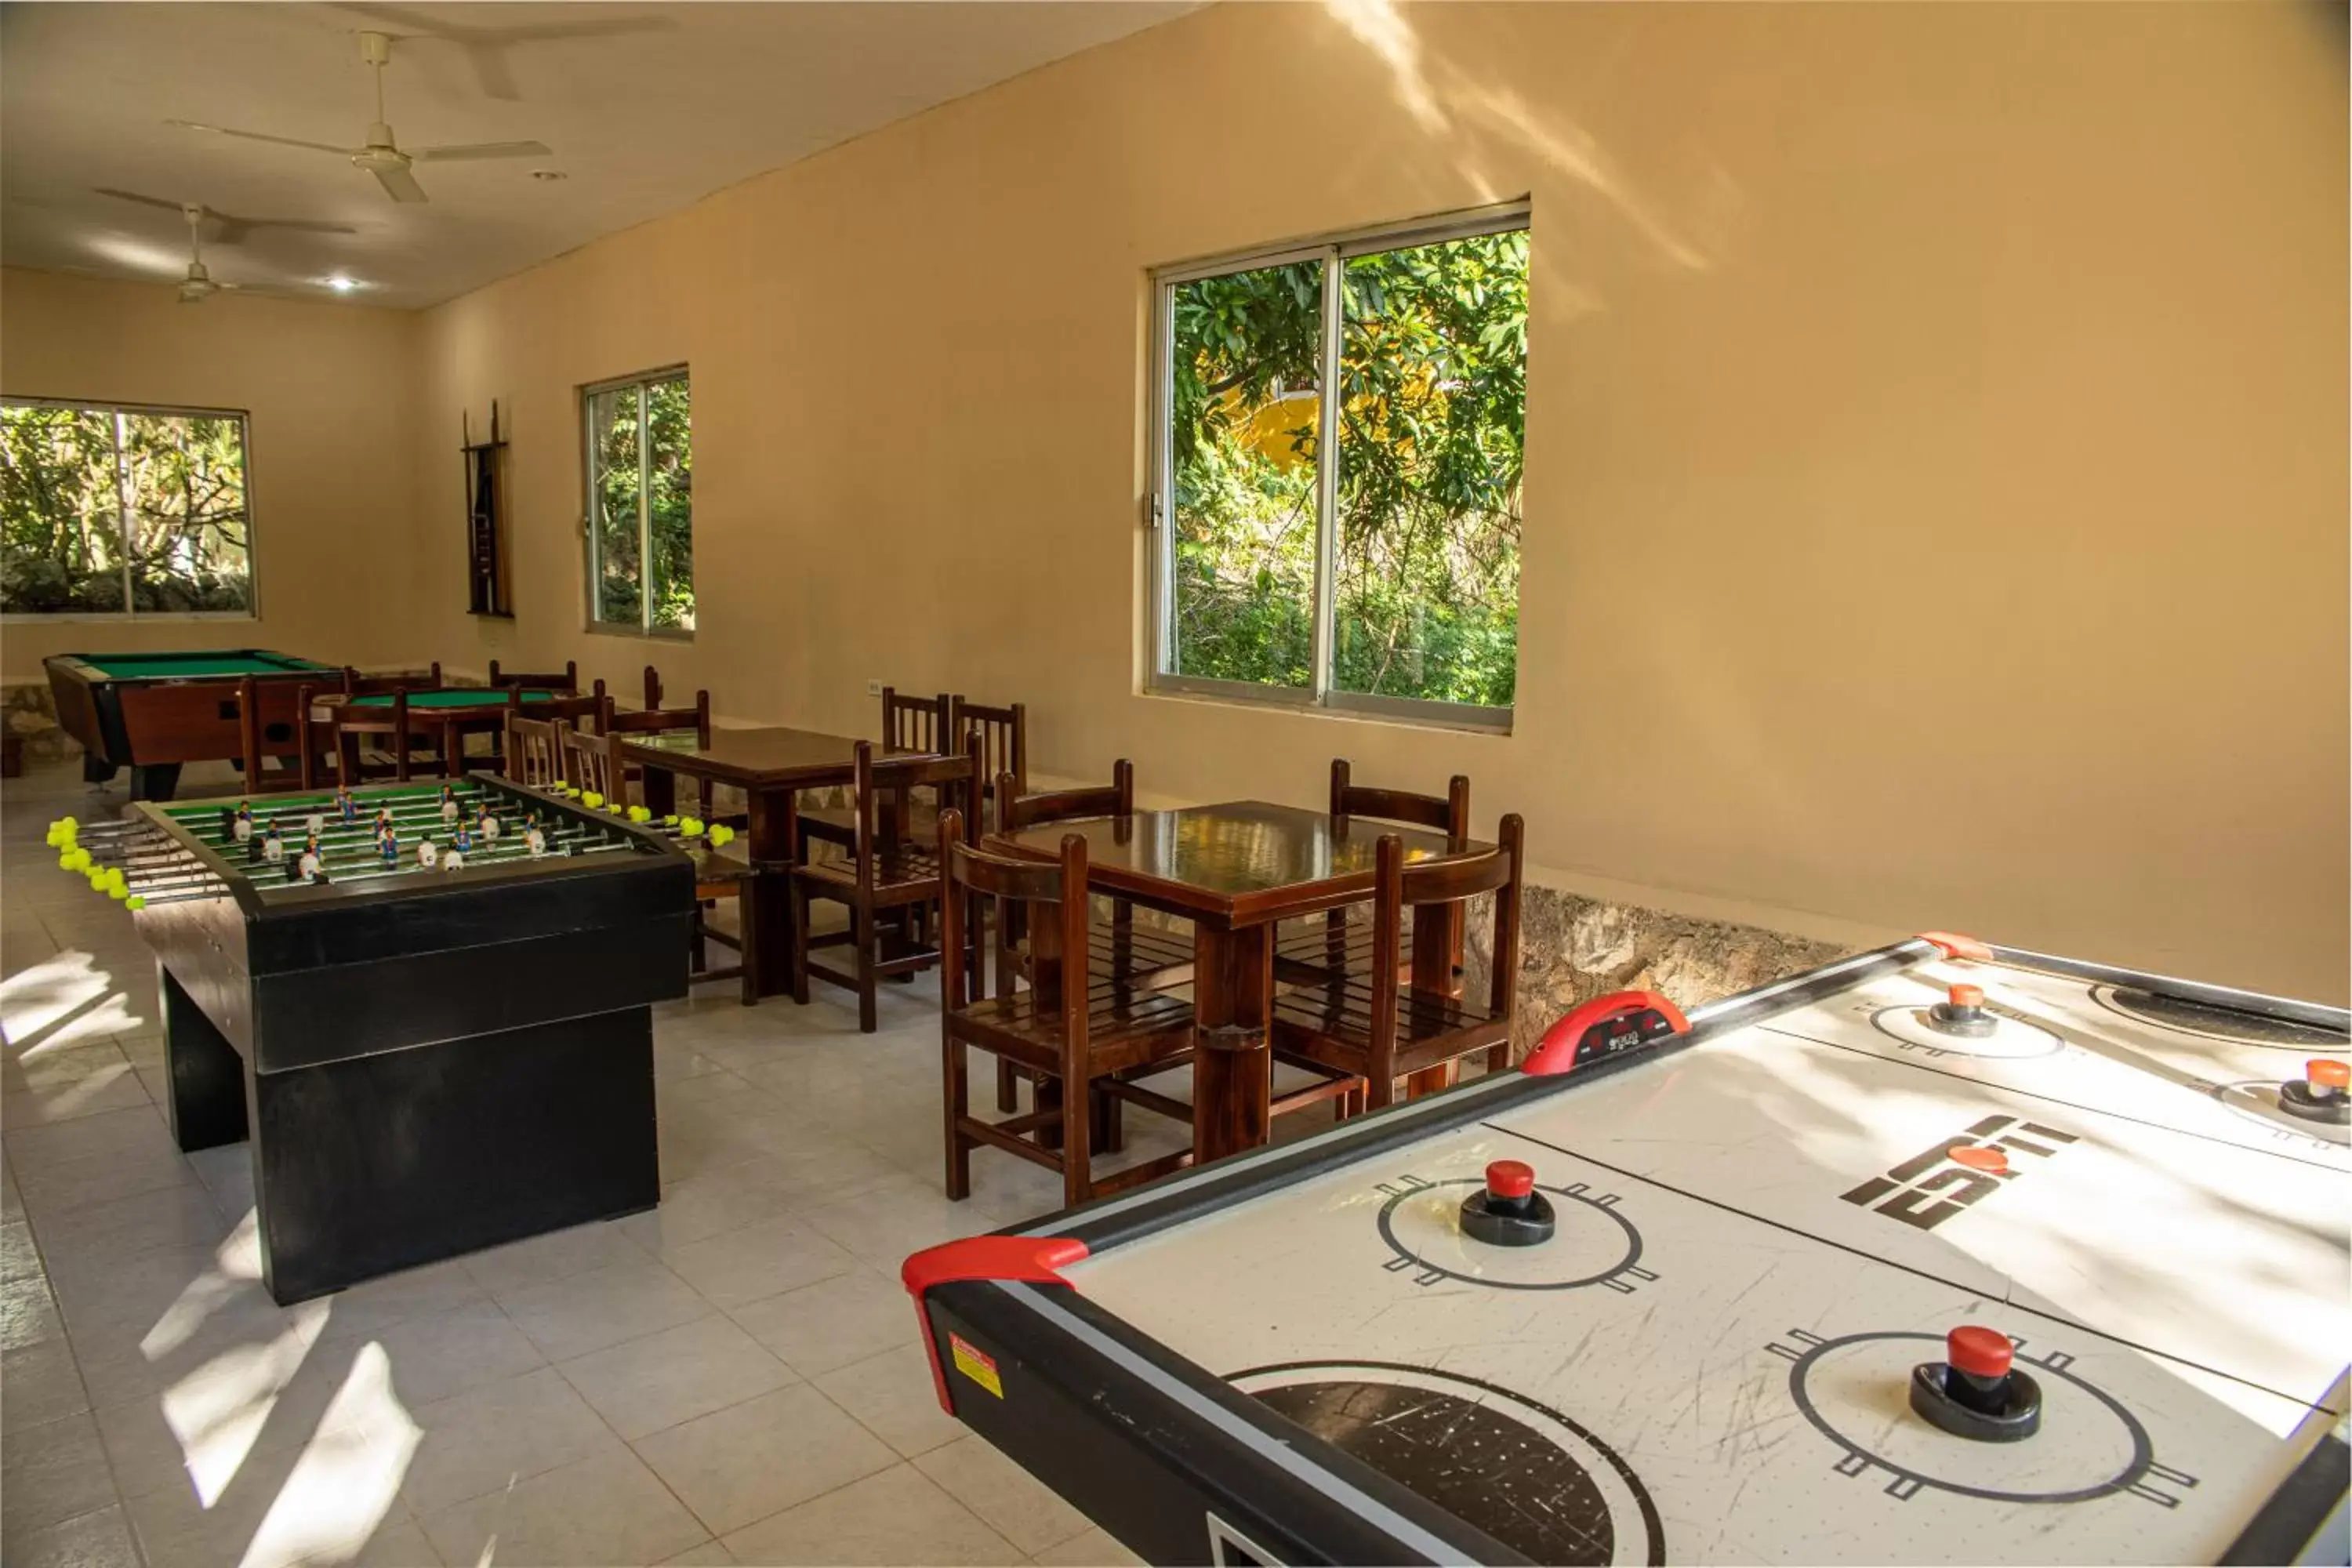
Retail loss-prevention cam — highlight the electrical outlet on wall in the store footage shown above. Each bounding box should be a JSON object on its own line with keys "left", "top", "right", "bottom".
{"left": 866, "top": 679, "right": 883, "bottom": 697}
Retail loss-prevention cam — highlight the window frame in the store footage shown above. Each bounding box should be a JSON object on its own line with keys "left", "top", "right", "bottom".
{"left": 580, "top": 364, "right": 693, "bottom": 641}
{"left": 1147, "top": 202, "right": 1530, "bottom": 733}
{"left": 0, "top": 394, "right": 261, "bottom": 623}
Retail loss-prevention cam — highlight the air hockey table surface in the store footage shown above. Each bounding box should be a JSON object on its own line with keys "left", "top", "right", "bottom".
{"left": 904, "top": 935, "right": 2351, "bottom": 1566}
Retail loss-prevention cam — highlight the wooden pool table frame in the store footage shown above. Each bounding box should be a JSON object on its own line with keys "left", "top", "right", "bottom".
{"left": 44, "top": 649, "right": 333, "bottom": 803}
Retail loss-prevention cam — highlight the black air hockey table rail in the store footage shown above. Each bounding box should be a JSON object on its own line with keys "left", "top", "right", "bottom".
{"left": 904, "top": 936, "right": 2352, "bottom": 1566}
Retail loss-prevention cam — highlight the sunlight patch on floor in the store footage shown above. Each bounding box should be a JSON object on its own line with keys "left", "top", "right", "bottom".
{"left": 238, "top": 1343, "right": 420, "bottom": 1568}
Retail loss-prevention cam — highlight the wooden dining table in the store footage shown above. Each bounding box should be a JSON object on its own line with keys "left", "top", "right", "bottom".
{"left": 309, "top": 688, "right": 565, "bottom": 783}
{"left": 990, "top": 800, "right": 1486, "bottom": 1164}
{"left": 615, "top": 726, "right": 939, "bottom": 1001}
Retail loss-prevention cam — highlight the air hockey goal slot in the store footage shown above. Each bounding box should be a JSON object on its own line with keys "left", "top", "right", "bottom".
{"left": 1460, "top": 1160, "right": 1557, "bottom": 1247}
{"left": 2278, "top": 1058, "right": 2351, "bottom": 1125}
{"left": 1910, "top": 1327, "right": 2042, "bottom": 1443}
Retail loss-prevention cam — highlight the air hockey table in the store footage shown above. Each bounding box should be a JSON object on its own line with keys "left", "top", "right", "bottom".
{"left": 903, "top": 935, "right": 2350, "bottom": 1566}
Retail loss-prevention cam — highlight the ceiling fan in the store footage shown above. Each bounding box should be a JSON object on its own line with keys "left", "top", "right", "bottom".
{"left": 329, "top": 3, "right": 676, "bottom": 102}
{"left": 167, "top": 31, "right": 551, "bottom": 205}
{"left": 96, "top": 188, "right": 357, "bottom": 246}
{"left": 174, "top": 204, "right": 232, "bottom": 304}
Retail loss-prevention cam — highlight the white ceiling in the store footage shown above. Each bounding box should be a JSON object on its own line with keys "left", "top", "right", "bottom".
{"left": 1, "top": 2, "right": 1190, "bottom": 310}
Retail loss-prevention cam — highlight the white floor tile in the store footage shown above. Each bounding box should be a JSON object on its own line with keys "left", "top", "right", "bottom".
{"left": 1, "top": 1504, "right": 142, "bottom": 1568}
{"left": 1, "top": 1338, "right": 91, "bottom": 1431}
{"left": 417, "top": 1446, "right": 706, "bottom": 1568}
{"left": 1030, "top": 1524, "right": 1146, "bottom": 1566}
{"left": 557, "top": 1312, "right": 797, "bottom": 1440}
{"left": 811, "top": 1343, "right": 966, "bottom": 1458}
{"left": 915, "top": 1434, "right": 1093, "bottom": 1555}
{"left": 631, "top": 1382, "right": 896, "bottom": 1536}
{"left": 397, "top": 1366, "right": 620, "bottom": 1515}
{"left": 717, "top": 1461, "right": 1020, "bottom": 1566}
{"left": 654, "top": 1215, "right": 859, "bottom": 1311}
{"left": 727, "top": 1265, "right": 919, "bottom": 1379}
{"left": 492, "top": 1257, "right": 713, "bottom": 1363}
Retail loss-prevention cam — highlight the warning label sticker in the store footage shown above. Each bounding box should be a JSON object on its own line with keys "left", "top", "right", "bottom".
{"left": 949, "top": 1333, "right": 1004, "bottom": 1398}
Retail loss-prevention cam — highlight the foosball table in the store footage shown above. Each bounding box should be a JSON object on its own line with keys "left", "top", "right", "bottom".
{"left": 49, "top": 776, "right": 695, "bottom": 1304}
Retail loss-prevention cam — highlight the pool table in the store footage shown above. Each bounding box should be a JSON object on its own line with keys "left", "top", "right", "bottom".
{"left": 45, "top": 650, "right": 339, "bottom": 802}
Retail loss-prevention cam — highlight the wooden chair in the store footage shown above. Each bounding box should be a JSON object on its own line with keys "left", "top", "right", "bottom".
{"left": 1272, "top": 815, "right": 1524, "bottom": 1106}
{"left": 558, "top": 722, "right": 620, "bottom": 800}
{"left": 956, "top": 697, "right": 1027, "bottom": 814}
{"left": 938, "top": 810, "right": 1196, "bottom": 1207}
{"left": 990, "top": 760, "right": 1190, "bottom": 1109}
{"left": 503, "top": 710, "right": 566, "bottom": 789}
{"left": 532, "top": 689, "right": 612, "bottom": 732}
{"left": 802, "top": 688, "right": 956, "bottom": 851}
{"left": 604, "top": 688, "right": 712, "bottom": 747}
{"left": 570, "top": 723, "right": 758, "bottom": 1004}
{"left": 318, "top": 665, "right": 448, "bottom": 782}
{"left": 330, "top": 688, "right": 425, "bottom": 783}
{"left": 232, "top": 676, "right": 321, "bottom": 794}
{"left": 792, "top": 736, "right": 979, "bottom": 1032}
{"left": 1276, "top": 760, "right": 1472, "bottom": 991}
{"left": 341, "top": 663, "right": 442, "bottom": 697}
{"left": 641, "top": 665, "right": 666, "bottom": 710}
{"left": 488, "top": 659, "right": 579, "bottom": 692}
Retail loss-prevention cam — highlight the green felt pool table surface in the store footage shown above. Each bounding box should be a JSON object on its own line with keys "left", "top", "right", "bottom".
{"left": 73, "top": 651, "right": 334, "bottom": 681}
{"left": 346, "top": 689, "right": 556, "bottom": 710}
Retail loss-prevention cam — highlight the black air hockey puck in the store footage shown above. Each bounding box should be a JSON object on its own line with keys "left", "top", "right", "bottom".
{"left": 1909, "top": 1326, "right": 2041, "bottom": 1442}
{"left": 1460, "top": 1160, "right": 1557, "bottom": 1247}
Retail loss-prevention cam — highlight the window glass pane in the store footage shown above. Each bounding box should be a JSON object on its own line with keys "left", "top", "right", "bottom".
{"left": 1332, "top": 230, "right": 1526, "bottom": 707}
{"left": 122, "top": 412, "right": 252, "bottom": 612}
{"left": 587, "top": 385, "right": 643, "bottom": 626}
{"left": 646, "top": 376, "right": 693, "bottom": 632}
{"left": 1167, "top": 260, "right": 1323, "bottom": 689}
{"left": 2, "top": 405, "right": 128, "bottom": 614}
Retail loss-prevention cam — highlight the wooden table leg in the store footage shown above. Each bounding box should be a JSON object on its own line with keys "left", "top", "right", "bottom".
{"left": 1402, "top": 902, "right": 1467, "bottom": 1098}
{"left": 1192, "top": 922, "right": 1272, "bottom": 1163}
{"left": 747, "top": 787, "right": 797, "bottom": 1002}
{"left": 442, "top": 719, "right": 466, "bottom": 779}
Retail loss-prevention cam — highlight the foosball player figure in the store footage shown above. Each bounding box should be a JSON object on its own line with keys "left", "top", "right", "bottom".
{"left": 336, "top": 789, "right": 358, "bottom": 822}
{"left": 261, "top": 823, "right": 285, "bottom": 863}
{"left": 441, "top": 785, "right": 460, "bottom": 823}
{"left": 419, "top": 840, "right": 440, "bottom": 869}
{"left": 524, "top": 820, "right": 548, "bottom": 858}
{"left": 232, "top": 803, "right": 255, "bottom": 843}
{"left": 477, "top": 808, "right": 501, "bottom": 840}
{"left": 379, "top": 831, "right": 398, "bottom": 867}
{"left": 452, "top": 822, "right": 474, "bottom": 854}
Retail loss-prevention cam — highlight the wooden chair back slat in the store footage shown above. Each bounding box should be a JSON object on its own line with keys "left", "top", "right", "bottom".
{"left": 604, "top": 690, "right": 713, "bottom": 747}
{"left": 642, "top": 665, "right": 666, "bottom": 710}
{"left": 996, "top": 760, "right": 1133, "bottom": 835}
{"left": 881, "top": 688, "right": 953, "bottom": 754}
{"left": 561, "top": 724, "right": 625, "bottom": 800}
{"left": 1374, "top": 818, "right": 1524, "bottom": 1025}
{"left": 955, "top": 698, "right": 1027, "bottom": 798}
{"left": 340, "top": 662, "right": 441, "bottom": 697}
{"left": 1328, "top": 758, "right": 1471, "bottom": 839}
{"left": 532, "top": 691, "right": 611, "bottom": 731}
{"left": 489, "top": 659, "right": 579, "bottom": 692}
{"left": 504, "top": 712, "right": 566, "bottom": 788}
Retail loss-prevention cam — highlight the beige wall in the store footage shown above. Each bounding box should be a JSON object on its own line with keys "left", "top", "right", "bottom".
{"left": 12, "top": 3, "right": 2342, "bottom": 1000}
{"left": 0, "top": 267, "right": 423, "bottom": 677}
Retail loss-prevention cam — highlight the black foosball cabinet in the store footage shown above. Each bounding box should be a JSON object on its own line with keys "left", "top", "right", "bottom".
{"left": 115, "top": 776, "right": 695, "bottom": 1304}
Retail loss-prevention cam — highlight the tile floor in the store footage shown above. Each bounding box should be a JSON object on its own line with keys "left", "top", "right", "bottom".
{"left": 0, "top": 757, "right": 1160, "bottom": 1568}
